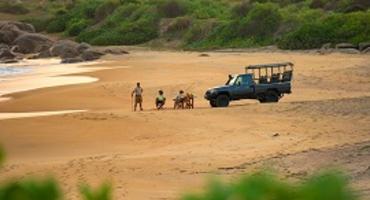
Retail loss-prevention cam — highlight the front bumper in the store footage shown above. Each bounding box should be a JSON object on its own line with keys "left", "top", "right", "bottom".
{"left": 204, "top": 91, "right": 217, "bottom": 100}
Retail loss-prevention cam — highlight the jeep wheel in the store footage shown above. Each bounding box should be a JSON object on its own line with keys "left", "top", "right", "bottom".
{"left": 210, "top": 100, "right": 217, "bottom": 107}
{"left": 216, "top": 95, "right": 230, "bottom": 107}
{"left": 265, "top": 90, "right": 279, "bottom": 103}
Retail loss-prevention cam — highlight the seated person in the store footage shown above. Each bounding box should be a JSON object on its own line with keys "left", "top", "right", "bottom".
{"left": 155, "top": 90, "right": 166, "bottom": 110}
{"left": 174, "top": 90, "right": 186, "bottom": 109}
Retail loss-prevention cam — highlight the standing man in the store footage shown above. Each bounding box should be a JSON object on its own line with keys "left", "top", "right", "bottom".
{"left": 131, "top": 82, "right": 143, "bottom": 111}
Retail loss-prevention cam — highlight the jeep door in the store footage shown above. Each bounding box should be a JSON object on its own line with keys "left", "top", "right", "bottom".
{"left": 232, "top": 75, "right": 255, "bottom": 99}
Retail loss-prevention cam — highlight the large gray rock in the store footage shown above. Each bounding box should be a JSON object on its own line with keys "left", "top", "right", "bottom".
{"left": 335, "top": 43, "right": 357, "bottom": 49}
{"left": 362, "top": 47, "right": 370, "bottom": 53}
{"left": 81, "top": 49, "right": 104, "bottom": 61}
{"left": 0, "top": 43, "right": 9, "bottom": 51}
{"left": 0, "top": 21, "right": 35, "bottom": 33}
{"left": 337, "top": 48, "right": 360, "bottom": 54}
{"left": 359, "top": 42, "right": 370, "bottom": 51}
{"left": 77, "top": 42, "right": 91, "bottom": 53}
{"left": 0, "top": 48, "right": 16, "bottom": 60}
{"left": 50, "top": 40, "right": 80, "bottom": 59}
{"left": 12, "top": 33, "right": 53, "bottom": 54}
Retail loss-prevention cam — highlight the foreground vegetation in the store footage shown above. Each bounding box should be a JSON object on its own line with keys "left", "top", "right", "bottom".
{"left": 0, "top": 145, "right": 358, "bottom": 200}
{"left": 1, "top": 0, "right": 369, "bottom": 50}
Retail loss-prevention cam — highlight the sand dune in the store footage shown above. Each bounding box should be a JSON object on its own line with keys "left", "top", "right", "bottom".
{"left": 0, "top": 50, "right": 369, "bottom": 200}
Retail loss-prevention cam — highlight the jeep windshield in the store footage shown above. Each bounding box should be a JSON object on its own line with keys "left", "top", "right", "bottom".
{"left": 226, "top": 76, "right": 237, "bottom": 85}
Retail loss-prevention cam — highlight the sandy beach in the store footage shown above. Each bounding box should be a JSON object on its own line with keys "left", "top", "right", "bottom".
{"left": 0, "top": 50, "right": 369, "bottom": 200}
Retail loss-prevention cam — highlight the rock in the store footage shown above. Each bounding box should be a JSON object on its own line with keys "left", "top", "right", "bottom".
{"left": 199, "top": 53, "right": 210, "bottom": 57}
{"left": 335, "top": 43, "right": 357, "bottom": 49}
{"left": 0, "top": 43, "right": 9, "bottom": 51}
{"left": 321, "top": 43, "right": 332, "bottom": 49}
{"left": 0, "top": 21, "right": 35, "bottom": 33}
{"left": 0, "top": 48, "right": 16, "bottom": 60}
{"left": 61, "top": 57, "right": 84, "bottom": 64}
{"left": 12, "top": 33, "right": 53, "bottom": 54}
{"left": 272, "top": 133, "right": 280, "bottom": 137}
{"left": 362, "top": 47, "right": 370, "bottom": 53}
{"left": 77, "top": 42, "right": 91, "bottom": 53}
{"left": 0, "top": 30, "right": 20, "bottom": 44}
{"left": 359, "top": 42, "right": 370, "bottom": 51}
{"left": 50, "top": 40, "right": 80, "bottom": 59}
{"left": 337, "top": 48, "right": 360, "bottom": 54}
{"left": 81, "top": 49, "right": 104, "bottom": 61}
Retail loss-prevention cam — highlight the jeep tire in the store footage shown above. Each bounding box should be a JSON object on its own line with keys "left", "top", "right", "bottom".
{"left": 216, "top": 95, "right": 230, "bottom": 107}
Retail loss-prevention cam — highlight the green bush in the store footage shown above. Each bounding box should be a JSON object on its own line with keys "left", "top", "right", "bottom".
{"left": 80, "top": 183, "right": 112, "bottom": 200}
{"left": 94, "top": 0, "right": 120, "bottom": 22}
{"left": 182, "top": 171, "right": 355, "bottom": 200}
{"left": 66, "top": 18, "right": 89, "bottom": 36}
{"left": 21, "top": 18, "right": 52, "bottom": 32}
{"left": 46, "top": 15, "right": 70, "bottom": 33}
{"left": 278, "top": 11, "right": 370, "bottom": 49}
{"left": 157, "top": 0, "right": 188, "bottom": 18}
{"left": 0, "top": 2, "right": 29, "bottom": 14}
{"left": 0, "top": 179, "right": 61, "bottom": 200}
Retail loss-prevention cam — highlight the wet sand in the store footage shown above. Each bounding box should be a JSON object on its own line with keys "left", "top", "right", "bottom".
{"left": 0, "top": 50, "right": 369, "bottom": 200}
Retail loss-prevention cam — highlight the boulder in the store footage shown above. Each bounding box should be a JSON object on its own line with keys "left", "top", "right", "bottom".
{"left": 0, "top": 43, "right": 9, "bottom": 51}
{"left": 61, "top": 57, "right": 84, "bottom": 64}
{"left": 50, "top": 40, "right": 80, "bottom": 59}
{"left": 362, "top": 47, "right": 370, "bottom": 53}
{"left": 321, "top": 43, "right": 332, "bottom": 49}
{"left": 0, "top": 29, "right": 20, "bottom": 44}
{"left": 12, "top": 33, "right": 53, "bottom": 54}
{"left": 0, "top": 48, "right": 16, "bottom": 60}
{"left": 335, "top": 43, "right": 357, "bottom": 49}
{"left": 77, "top": 42, "right": 91, "bottom": 53}
{"left": 0, "top": 21, "right": 35, "bottom": 33}
{"left": 337, "top": 48, "right": 360, "bottom": 54}
{"left": 199, "top": 53, "right": 210, "bottom": 57}
{"left": 81, "top": 49, "right": 104, "bottom": 61}
{"left": 359, "top": 42, "right": 370, "bottom": 51}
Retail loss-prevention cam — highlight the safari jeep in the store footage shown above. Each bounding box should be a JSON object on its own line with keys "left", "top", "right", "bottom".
{"left": 204, "top": 62, "right": 294, "bottom": 107}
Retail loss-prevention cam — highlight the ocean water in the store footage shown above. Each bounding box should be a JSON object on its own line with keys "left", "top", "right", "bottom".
{"left": 0, "top": 66, "right": 31, "bottom": 77}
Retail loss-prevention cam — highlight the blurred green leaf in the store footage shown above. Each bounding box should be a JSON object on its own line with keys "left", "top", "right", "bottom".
{"left": 80, "top": 182, "right": 112, "bottom": 200}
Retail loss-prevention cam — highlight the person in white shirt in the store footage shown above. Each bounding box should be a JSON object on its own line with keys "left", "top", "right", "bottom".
{"left": 131, "top": 82, "right": 143, "bottom": 111}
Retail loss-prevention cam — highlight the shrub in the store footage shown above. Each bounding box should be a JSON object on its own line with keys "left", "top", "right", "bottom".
{"left": 94, "top": 0, "right": 120, "bottom": 22}
{"left": 278, "top": 11, "right": 370, "bottom": 49}
{"left": 166, "top": 16, "right": 192, "bottom": 33}
{"left": 237, "top": 3, "right": 282, "bottom": 37}
{"left": 182, "top": 171, "right": 355, "bottom": 200}
{"left": 22, "top": 18, "right": 52, "bottom": 32}
{"left": 158, "top": 0, "right": 188, "bottom": 18}
{"left": 46, "top": 15, "right": 70, "bottom": 33}
{"left": 66, "top": 18, "right": 89, "bottom": 36}
{"left": 232, "top": 0, "right": 252, "bottom": 18}
{"left": 0, "top": 2, "right": 29, "bottom": 14}
{"left": 80, "top": 183, "right": 112, "bottom": 200}
{"left": 0, "top": 179, "right": 61, "bottom": 200}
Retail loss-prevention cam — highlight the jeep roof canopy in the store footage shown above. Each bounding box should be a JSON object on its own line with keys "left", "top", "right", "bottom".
{"left": 245, "top": 62, "right": 294, "bottom": 83}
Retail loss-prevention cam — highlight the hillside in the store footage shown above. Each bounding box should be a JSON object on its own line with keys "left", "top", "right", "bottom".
{"left": 1, "top": 0, "right": 370, "bottom": 50}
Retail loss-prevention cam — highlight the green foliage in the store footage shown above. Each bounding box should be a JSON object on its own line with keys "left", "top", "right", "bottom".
{"left": 95, "top": 0, "right": 121, "bottom": 22}
{"left": 0, "top": 179, "right": 61, "bottom": 200}
{"left": 46, "top": 15, "right": 69, "bottom": 33}
{"left": 80, "top": 183, "right": 112, "bottom": 200}
{"left": 66, "top": 18, "right": 89, "bottom": 36}
{"left": 278, "top": 11, "right": 370, "bottom": 49}
{"left": 182, "top": 171, "right": 355, "bottom": 200}
{"left": 157, "top": 0, "right": 188, "bottom": 18}
{"left": 22, "top": 18, "right": 52, "bottom": 32}
{"left": 78, "top": 3, "right": 159, "bottom": 45}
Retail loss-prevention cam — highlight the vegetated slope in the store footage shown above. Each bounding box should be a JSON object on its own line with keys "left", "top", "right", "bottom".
{"left": 1, "top": 0, "right": 370, "bottom": 50}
